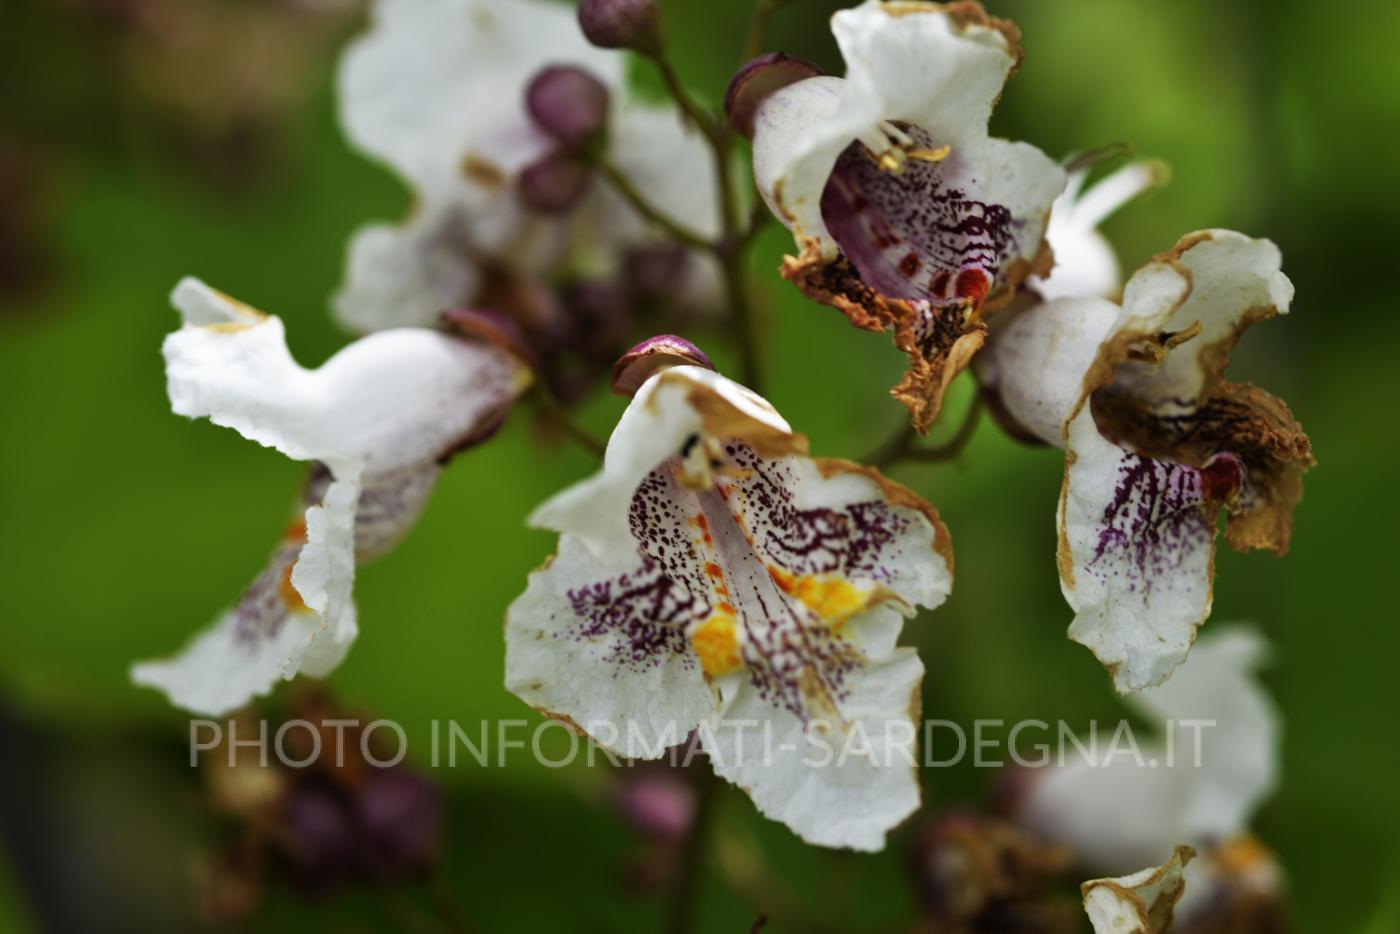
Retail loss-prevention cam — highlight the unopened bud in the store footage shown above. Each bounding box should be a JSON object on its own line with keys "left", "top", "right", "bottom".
{"left": 625, "top": 243, "right": 688, "bottom": 301}
{"left": 578, "top": 0, "right": 663, "bottom": 57}
{"left": 526, "top": 65, "right": 611, "bottom": 150}
{"left": 518, "top": 150, "right": 594, "bottom": 214}
{"left": 356, "top": 769, "right": 445, "bottom": 879}
{"left": 611, "top": 335, "right": 713, "bottom": 397}
{"left": 724, "top": 53, "right": 822, "bottom": 139}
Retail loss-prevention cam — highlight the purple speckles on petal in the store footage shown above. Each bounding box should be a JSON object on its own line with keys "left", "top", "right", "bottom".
{"left": 723, "top": 444, "right": 910, "bottom": 581}
{"left": 564, "top": 465, "right": 709, "bottom": 671}
{"left": 230, "top": 542, "right": 303, "bottom": 646}
{"left": 1087, "top": 450, "right": 1215, "bottom": 599}
{"left": 560, "top": 440, "right": 920, "bottom": 725}
{"left": 820, "top": 123, "right": 1013, "bottom": 307}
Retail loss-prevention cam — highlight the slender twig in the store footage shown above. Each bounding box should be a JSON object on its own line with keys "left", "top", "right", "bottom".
{"left": 425, "top": 876, "right": 476, "bottom": 934}
{"left": 532, "top": 388, "right": 607, "bottom": 460}
{"left": 636, "top": 51, "right": 765, "bottom": 389}
{"left": 382, "top": 892, "right": 449, "bottom": 934}
{"left": 867, "top": 393, "right": 984, "bottom": 469}
{"left": 715, "top": 829, "right": 832, "bottom": 933}
{"left": 598, "top": 161, "right": 716, "bottom": 253}
{"left": 654, "top": 61, "right": 762, "bottom": 388}
{"left": 665, "top": 769, "right": 720, "bottom": 934}
{"left": 742, "top": 0, "right": 795, "bottom": 62}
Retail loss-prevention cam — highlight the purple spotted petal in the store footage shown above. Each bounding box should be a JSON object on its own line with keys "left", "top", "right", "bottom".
{"left": 820, "top": 128, "right": 1013, "bottom": 309}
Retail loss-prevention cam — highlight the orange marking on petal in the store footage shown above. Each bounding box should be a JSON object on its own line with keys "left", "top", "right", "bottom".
{"left": 689, "top": 612, "right": 743, "bottom": 677}
{"left": 705, "top": 562, "right": 723, "bottom": 578}
{"left": 277, "top": 563, "right": 310, "bottom": 613}
{"left": 767, "top": 566, "right": 796, "bottom": 595}
{"left": 717, "top": 601, "right": 737, "bottom": 616}
{"left": 794, "top": 576, "right": 867, "bottom": 627}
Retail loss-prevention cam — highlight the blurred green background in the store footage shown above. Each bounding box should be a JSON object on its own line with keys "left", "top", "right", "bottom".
{"left": 1, "top": 0, "right": 1396, "bottom": 930}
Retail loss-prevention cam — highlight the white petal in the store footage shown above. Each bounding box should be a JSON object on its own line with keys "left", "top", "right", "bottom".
{"left": 1082, "top": 845, "right": 1194, "bottom": 934}
{"left": 1126, "top": 628, "right": 1278, "bottom": 846}
{"left": 530, "top": 366, "right": 794, "bottom": 557}
{"left": 977, "top": 295, "right": 1118, "bottom": 446}
{"left": 334, "top": 208, "right": 485, "bottom": 333}
{"left": 1033, "top": 162, "right": 1164, "bottom": 302}
{"left": 1018, "top": 629, "right": 1277, "bottom": 874}
{"left": 288, "top": 472, "right": 362, "bottom": 676}
{"left": 166, "top": 277, "right": 527, "bottom": 474}
{"left": 1059, "top": 406, "right": 1218, "bottom": 693}
{"left": 1107, "top": 230, "right": 1293, "bottom": 406}
{"left": 131, "top": 473, "right": 361, "bottom": 716}
{"left": 138, "top": 280, "right": 525, "bottom": 713}
{"left": 703, "top": 648, "right": 923, "bottom": 852}
{"left": 604, "top": 106, "right": 723, "bottom": 244}
{"left": 504, "top": 533, "right": 716, "bottom": 760}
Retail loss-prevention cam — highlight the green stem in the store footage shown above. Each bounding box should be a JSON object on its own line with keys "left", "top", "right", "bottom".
{"left": 532, "top": 388, "right": 607, "bottom": 460}
{"left": 665, "top": 770, "right": 720, "bottom": 934}
{"left": 742, "top": 0, "right": 791, "bottom": 62}
{"left": 638, "top": 53, "right": 765, "bottom": 389}
{"left": 425, "top": 876, "right": 475, "bottom": 934}
{"left": 868, "top": 393, "right": 984, "bottom": 469}
{"left": 598, "top": 160, "right": 715, "bottom": 253}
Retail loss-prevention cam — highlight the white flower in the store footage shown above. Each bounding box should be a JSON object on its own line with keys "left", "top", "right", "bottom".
{"left": 131, "top": 278, "right": 530, "bottom": 716}
{"left": 1015, "top": 628, "right": 1278, "bottom": 871}
{"left": 745, "top": 0, "right": 1065, "bottom": 431}
{"left": 1082, "top": 845, "right": 1195, "bottom": 934}
{"left": 1031, "top": 159, "right": 1166, "bottom": 302}
{"left": 334, "top": 0, "right": 720, "bottom": 334}
{"left": 1016, "top": 627, "right": 1288, "bottom": 931}
{"left": 504, "top": 340, "right": 953, "bottom": 851}
{"left": 978, "top": 230, "right": 1312, "bottom": 691}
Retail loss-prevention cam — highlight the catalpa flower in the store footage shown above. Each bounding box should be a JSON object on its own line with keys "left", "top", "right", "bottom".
{"left": 335, "top": 0, "right": 719, "bottom": 335}
{"left": 132, "top": 279, "right": 530, "bottom": 716}
{"left": 730, "top": 0, "right": 1064, "bottom": 431}
{"left": 1013, "top": 628, "right": 1278, "bottom": 874}
{"left": 978, "top": 231, "right": 1313, "bottom": 691}
{"left": 1012, "top": 627, "right": 1289, "bottom": 930}
{"left": 505, "top": 337, "right": 953, "bottom": 850}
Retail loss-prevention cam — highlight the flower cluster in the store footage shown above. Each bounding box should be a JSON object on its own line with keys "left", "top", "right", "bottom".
{"left": 132, "top": 0, "right": 1312, "bottom": 924}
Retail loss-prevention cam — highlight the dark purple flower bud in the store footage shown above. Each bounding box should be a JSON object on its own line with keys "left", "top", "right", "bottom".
{"left": 355, "top": 769, "right": 445, "bottom": 879}
{"left": 624, "top": 243, "right": 688, "bottom": 301}
{"left": 578, "top": 0, "right": 663, "bottom": 57}
{"left": 518, "top": 150, "right": 594, "bottom": 214}
{"left": 280, "top": 786, "right": 357, "bottom": 894}
{"left": 724, "top": 53, "right": 822, "bottom": 139}
{"left": 611, "top": 335, "right": 713, "bottom": 397}
{"left": 562, "top": 279, "right": 630, "bottom": 355}
{"left": 526, "top": 65, "right": 611, "bottom": 150}
{"left": 610, "top": 770, "right": 696, "bottom": 843}
{"left": 442, "top": 307, "right": 538, "bottom": 369}
{"left": 907, "top": 810, "right": 1074, "bottom": 926}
